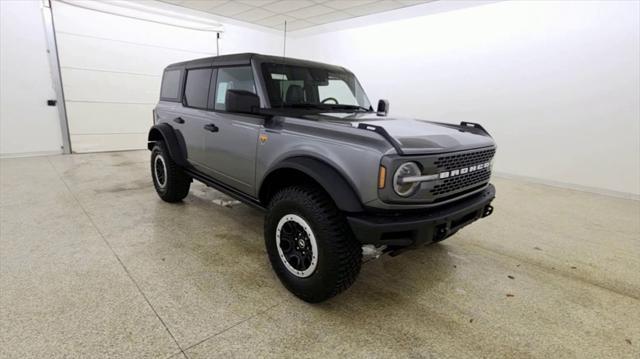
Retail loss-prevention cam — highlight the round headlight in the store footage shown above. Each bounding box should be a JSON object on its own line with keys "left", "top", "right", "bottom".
{"left": 393, "top": 162, "right": 421, "bottom": 197}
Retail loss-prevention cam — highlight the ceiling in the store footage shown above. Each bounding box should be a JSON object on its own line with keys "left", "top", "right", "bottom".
{"left": 159, "top": 0, "right": 435, "bottom": 31}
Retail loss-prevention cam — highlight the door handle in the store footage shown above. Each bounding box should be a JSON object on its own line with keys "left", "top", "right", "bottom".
{"left": 173, "top": 117, "right": 185, "bottom": 124}
{"left": 204, "top": 123, "right": 219, "bottom": 133}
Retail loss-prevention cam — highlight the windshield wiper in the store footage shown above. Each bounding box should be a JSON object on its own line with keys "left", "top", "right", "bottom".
{"left": 329, "top": 104, "right": 372, "bottom": 112}
{"left": 284, "top": 103, "right": 326, "bottom": 109}
{"left": 280, "top": 103, "right": 371, "bottom": 112}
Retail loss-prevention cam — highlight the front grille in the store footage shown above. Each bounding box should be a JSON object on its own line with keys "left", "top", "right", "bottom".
{"left": 431, "top": 168, "right": 491, "bottom": 196}
{"left": 429, "top": 147, "right": 495, "bottom": 199}
{"left": 434, "top": 148, "right": 496, "bottom": 171}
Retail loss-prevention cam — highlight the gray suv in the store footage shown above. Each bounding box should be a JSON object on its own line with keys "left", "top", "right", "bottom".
{"left": 148, "top": 53, "right": 496, "bottom": 302}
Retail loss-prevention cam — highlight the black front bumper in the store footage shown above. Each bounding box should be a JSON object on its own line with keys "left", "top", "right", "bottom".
{"left": 347, "top": 184, "right": 495, "bottom": 247}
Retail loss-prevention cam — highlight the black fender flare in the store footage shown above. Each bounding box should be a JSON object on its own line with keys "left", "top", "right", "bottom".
{"left": 147, "top": 123, "right": 189, "bottom": 167}
{"left": 260, "top": 157, "right": 364, "bottom": 213}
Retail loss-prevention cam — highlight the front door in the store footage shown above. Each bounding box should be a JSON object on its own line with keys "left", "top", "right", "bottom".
{"left": 201, "top": 66, "right": 262, "bottom": 196}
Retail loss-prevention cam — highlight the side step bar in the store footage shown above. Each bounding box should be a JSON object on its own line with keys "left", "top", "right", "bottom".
{"left": 184, "top": 168, "right": 265, "bottom": 211}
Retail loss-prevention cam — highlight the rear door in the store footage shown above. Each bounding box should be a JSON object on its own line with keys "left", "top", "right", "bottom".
{"left": 177, "top": 67, "right": 214, "bottom": 168}
{"left": 200, "top": 66, "right": 263, "bottom": 196}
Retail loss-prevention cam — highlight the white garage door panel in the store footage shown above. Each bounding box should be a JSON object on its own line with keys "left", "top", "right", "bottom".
{"left": 52, "top": 1, "right": 218, "bottom": 152}
{"left": 53, "top": 2, "right": 218, "bottom": 53}
{"left": 66, "top": 102, "right": 153, "bottom": 134}
{"left": 57, "top": 33, "right": 213, "bottom": 76}
{"left": 71, "top": 133, "right": 148, "bottom": 153}
{"left": 62, "top": 68, "right": 160, "bottom": 104}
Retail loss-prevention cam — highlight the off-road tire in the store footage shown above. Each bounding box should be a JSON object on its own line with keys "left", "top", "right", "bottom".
{"left": 264, "top": 185, "right": 362, "bottom": 303}
{"left": 150, "top": 142, "right": 191, "bottom": 203}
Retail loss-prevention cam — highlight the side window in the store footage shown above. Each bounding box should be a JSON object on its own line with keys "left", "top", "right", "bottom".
{"left": 214, "top": 67, "right": 256, "bottom": 111}
{"left": 184, "top": 68, "right": 212, "bottom": 109}
{"left": 160, "top": 69, "right": 182, "bottom": 101}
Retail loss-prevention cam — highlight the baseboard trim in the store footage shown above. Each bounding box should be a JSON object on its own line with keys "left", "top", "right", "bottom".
{"left": 0, "top": 150, "right": 63, "bottom": 159}
{"left": 493, "top": 172, "right": 640, "bottom": 201}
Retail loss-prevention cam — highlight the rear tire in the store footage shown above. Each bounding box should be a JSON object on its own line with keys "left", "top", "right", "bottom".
{"left": 151, "top": 142, "right": 191, "bottom": 203}
{"left": 264, "top": 185, "right": 362, "bottom": 303}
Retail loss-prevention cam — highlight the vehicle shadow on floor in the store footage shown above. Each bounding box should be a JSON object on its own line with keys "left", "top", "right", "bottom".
{"left": 176, "top": 186, "right": 457, "bottom": 305}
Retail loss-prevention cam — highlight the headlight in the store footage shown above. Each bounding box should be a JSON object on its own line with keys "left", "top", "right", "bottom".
{"left": 393, "top": 162, "right": 421, "bottom": 197}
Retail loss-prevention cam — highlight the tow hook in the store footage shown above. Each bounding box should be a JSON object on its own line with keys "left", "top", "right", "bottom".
{"left": 482, "top": 204, "right": 494, "bottom": 218}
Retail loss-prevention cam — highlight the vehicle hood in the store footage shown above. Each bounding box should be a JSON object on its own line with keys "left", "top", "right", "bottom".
{"left": 303, "top": 112, "right": 496, "bottom": 155}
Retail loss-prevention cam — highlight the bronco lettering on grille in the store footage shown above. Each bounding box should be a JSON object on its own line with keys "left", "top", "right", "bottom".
{"left": 439, "top": 162, "right": 491, "bottom": 179}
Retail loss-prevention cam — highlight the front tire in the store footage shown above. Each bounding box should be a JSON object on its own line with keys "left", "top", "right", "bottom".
{"left": 264, "top": 185, "right": 362, "bottom": 303}
{"left": 150, "top": 142, "right": 191, "bottom": 203}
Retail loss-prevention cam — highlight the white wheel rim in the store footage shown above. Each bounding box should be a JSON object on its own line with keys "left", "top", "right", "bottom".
{"left": 154, "top": 154, "right": 167, "bottom": 189}
{"left": 276, "top": 214, "right": 318, "bottom": 278}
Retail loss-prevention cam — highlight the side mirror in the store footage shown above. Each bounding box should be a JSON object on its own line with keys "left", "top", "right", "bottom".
{"left": 225, "top": 90, "right": 260, "bottom": 114}
{"left": 377, "top": 99, "right": 389, "bottom": 116}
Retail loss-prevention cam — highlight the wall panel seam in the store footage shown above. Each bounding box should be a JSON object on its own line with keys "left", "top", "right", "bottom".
{"left": 56, "top": 31, "right": 217, "bottom": 55}
{"left": 65, "top": 100, "right": 156, "bottom": 105}
{"left": 61, "top": 66, "right": 161, "bottom": 77}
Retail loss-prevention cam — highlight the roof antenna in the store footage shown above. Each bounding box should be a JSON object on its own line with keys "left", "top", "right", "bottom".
{"left": 282, "top": 20, "right": 287, "bottom": 58}
{"left": 216, "top": 32, "right": 220, "bottom": 56}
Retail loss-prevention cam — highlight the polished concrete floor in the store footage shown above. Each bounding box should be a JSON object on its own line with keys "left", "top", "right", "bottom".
{"left": 0, "top": 150, "right": 638, "bottom": 358}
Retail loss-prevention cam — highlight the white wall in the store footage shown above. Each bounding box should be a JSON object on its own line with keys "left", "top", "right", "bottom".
{"left": 0, "top": 0, "right": 63, "bottom": 156}
{"left": 290, "top": 0, "right": 640, "bottom": 196}
{"left": 53, "top": 0, "right": 282, "bottom": 152}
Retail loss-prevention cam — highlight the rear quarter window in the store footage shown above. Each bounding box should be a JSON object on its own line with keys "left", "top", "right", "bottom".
{"left": 160, "top": 69, "right": 182, "bottom": 101}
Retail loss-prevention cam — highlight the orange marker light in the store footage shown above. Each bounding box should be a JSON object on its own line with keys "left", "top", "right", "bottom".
{"left": 378, "top": 165, "right": 386, "bottom": 189}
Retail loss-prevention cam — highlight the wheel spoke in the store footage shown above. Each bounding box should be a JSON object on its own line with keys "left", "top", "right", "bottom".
{"left": 287, "top": 254, "right": 300, "bottom": 270}
{"left": 280, "top": 230, "right": 294, "bottom": 241}
{"left": 279, "top": 238, "right": 294, "bottom": 253}
{"left": 301, "top": 254, "right": 310, "bottom": 269}
{"left": 281, "top": 221, "right": 294, "bottom": 235}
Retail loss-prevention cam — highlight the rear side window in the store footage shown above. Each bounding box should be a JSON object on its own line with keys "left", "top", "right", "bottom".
{"left": 184, "top": 68, "right": 212, "bottom": 109}
{"left": 214, "top": 67, "right": 256, "bottom": 111}
{"left": 160, "top": 69, "right": 182, "bottom": 101}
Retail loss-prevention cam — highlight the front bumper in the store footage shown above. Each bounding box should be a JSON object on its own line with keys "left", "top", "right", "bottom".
{"left": 347, "top": 184, "right": 495, "bottom": 247}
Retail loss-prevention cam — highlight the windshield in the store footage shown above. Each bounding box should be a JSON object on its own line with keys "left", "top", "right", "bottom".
{"left": 261, "top": 62, "right": 372, "bottom": 111}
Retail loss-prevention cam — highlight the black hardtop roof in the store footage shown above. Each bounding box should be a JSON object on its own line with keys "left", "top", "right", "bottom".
{"left": 164, "top": 53, "right": 349, "bottom": 73}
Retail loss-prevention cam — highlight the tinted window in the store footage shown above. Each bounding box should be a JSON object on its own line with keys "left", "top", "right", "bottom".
{"left": 214, "top": 67, "right": 256, "bottom": 111}
{"left": 261, "top": 63, "right": 371, "bottom": 110}
{"left": 318, "top": 79, "right": 359, "bottom": 105}
{"left": 160, "top": 69, "right": 181, "bottom": 100}
{"left": 184, "top": 68, "right": 212, "bottom": 109}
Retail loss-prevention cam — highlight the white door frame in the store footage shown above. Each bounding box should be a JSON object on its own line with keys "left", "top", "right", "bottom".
{"left": 40, "top": 0, "right": 223, "bottom": 154}
{"left": 41, "top": 0, "right": 72, "bottom": 154}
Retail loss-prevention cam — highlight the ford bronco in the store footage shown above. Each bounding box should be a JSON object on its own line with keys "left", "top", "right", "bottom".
{"left": 148, "top": 53, "right": 496, "bottom": 302}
